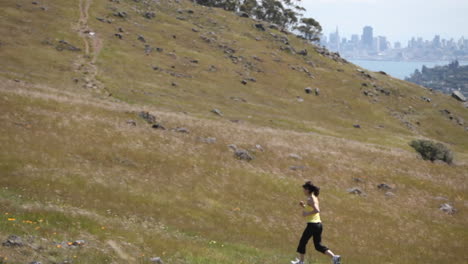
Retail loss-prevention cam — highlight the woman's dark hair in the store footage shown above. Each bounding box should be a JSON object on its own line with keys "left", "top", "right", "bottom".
{"left": 302, "top": 181, "right": 320, "bottom": 196}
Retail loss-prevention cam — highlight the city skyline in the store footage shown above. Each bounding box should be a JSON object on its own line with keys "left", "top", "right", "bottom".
{"left": 302, "top": 0, "right": 468, "bottom": 44}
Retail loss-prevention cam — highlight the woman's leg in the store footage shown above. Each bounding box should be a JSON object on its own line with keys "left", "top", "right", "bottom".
{"left": 312, "top": 223, "right": 333, "bottom": 256}
{"left": 296, "top": 224, "right": 313, "bottom": 261}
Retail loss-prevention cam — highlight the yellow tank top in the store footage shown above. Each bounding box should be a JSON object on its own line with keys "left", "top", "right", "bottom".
{"left": 305, "top": 204, "right": 321, "bottom": 223}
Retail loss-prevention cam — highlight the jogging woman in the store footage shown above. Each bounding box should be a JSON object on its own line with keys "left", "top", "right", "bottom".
{"left": 291, "top": 181, "right": 341, "bottom": 264}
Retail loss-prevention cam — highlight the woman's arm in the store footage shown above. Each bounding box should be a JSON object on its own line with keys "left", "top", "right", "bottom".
{"left": 302, "top": 197, "right": 320, "bottom": 217}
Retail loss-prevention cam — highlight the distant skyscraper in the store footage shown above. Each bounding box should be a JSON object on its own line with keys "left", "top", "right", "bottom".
{"left": 378, "top": 36, "right": 388, "bottom": 51}
{"left": 362, "top": 26, "right": 373, "bottom": 50}
{"left": 433, "top": 35, "right": 441, "bottom": 48}
{"left": 351, "top": 34, "right": 360, "bottom": 44}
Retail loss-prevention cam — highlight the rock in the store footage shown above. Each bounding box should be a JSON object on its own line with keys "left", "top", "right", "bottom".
{"left": 139, "top": 111, "right": 156, "bottom": 124}
{"left": 378, "top": 71, "right": 387, "bottom": 75}
{"left": 72, "top": 240, "right": 85, "bottom": 246}
{"left": 296, "top": 96, "right": 304, "bottom": 102}
{"left": 353, "top": 177, "right": 364, "bottom": 183}
{"left": 288, "top": 153, "right": 302, "bottom": 160}
{"left": 241, "top": 80, "right": 248, "bottom": 85}
{"left": 29, "top": 262, "right": 42, "bottom": 264}
{"left": 421, "top": 96, "right": 431, "bottom": 103}
{"left": 289, "top": 165, "right": 306, "bottom": 171}
{"left": 314, "top": 88, "right": 320, "bottom": 96}
{"left": 192, "top": 28, "right": 199, "bottom": 33}
{"left": 211, "top": 109, "right": 223, "bottom": 116}
{"left": 377, "top": 183, "right": 393, "bottom": 191}
{"left": 174, "top": 127, "right": 189, "bottom": 133}
{"left": 304, "top": 87, "right": 312, "bottom": 94}
{"left": 247, "top": 77, "right": 257, "bottom": 82}
{"left": 137, "top": 35, "right": 146, "bottom": 42}
{"left": 114, "top": 11, "right": 128, "bottom": 18}
{"left": 199, "top": 137, "right": 216, "bottom": 144}
{"left": 2, "top": 235, "right": 23, "bottom": 247}
{"left": 152, "top": 123, "right": 166, "bottom": 130}
{"left": 235, "top": 149, "right": 254, "bottom": 161}
{"left": 347, "top": 187, "right": 363, "bottom": 195}
{"left": 255, "top": 144, "right": 264, "bottom": 152}
{"left": 114, "top": 33, "right": 123, "bottom": 39}
{"left": 237, "top": 12, "right": 249, "bottom": 18}
{"left": 150, "top": 257, "right": 164, "bottom": 264}
{"left": 452, "top": 91, "right": 466, "bottom": 102}
{"left": 254, "top": 23, "right": 265, "bottom": 31}
{"left": 297, "top": 49, "right": 308, "bottom": 56}
{"left": 126, "top": 120, "right": 137, "bottom": 126}
{"left": 156, "top": 47, "right": 164, "bottom": 52}
{"left": 144, "top": 12, "right": 156, "bottom": 19}
{"left": 385, "top": 191, "right": 395, "bottom": 197}
{"left": 353, "top": 124, "right": 361, "bottom": 128}
{"left": 439, "top": 203, "right": 456, "bottom": 215}
{"left": 190, "top": 59, "right": 199, "bottom": 64}
{"left": 269, "top": 24, "right": 280, "bottom": 30}
{"left": 227, "top": 144, "right": 237, "bottom": 151}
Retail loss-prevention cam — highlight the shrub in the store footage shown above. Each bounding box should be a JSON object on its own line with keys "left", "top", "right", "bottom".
{"left": 409, "top": 140, "right": 453, "bottom": 164}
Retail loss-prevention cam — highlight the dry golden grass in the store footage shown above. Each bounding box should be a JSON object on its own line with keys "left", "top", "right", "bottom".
{"left": 1, "top": 0, "right": 467, "bottom": 263}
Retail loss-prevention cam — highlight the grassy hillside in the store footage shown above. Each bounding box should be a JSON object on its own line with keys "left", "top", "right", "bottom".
{"left": 0, "top": 0, "right": 467, "bottom": 263}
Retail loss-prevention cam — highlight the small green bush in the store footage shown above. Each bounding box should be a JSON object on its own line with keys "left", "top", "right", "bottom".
{"left": 410, "top": 140, "right": 453, "bottom": 164}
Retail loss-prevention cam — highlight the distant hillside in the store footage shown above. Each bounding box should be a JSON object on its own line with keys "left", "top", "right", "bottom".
{"left": 406, "top": 60, "right": 468, "bottom": 97}
{"left": 0, "top": 0, "right": 467, "bottom": 264}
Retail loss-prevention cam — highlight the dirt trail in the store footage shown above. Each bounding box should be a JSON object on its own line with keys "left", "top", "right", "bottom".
{"left": 74, "top": 0, "right": 106, "bottom": 92}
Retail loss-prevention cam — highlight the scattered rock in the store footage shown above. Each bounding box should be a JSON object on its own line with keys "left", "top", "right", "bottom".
{"left": 2, "top": 235, "right": 23, "bottom": 247}
{"left": 289, "top": 165, "right": 306, "bottom": 171}
{"left": 211, "top": 109, "right": 223, "bottom": 116}
{"left": 150, "top": 122, "right": 165, "bottom": 130}
{"left": 296, "top": 96, "right": 304, "bottom": 102}
{"left": 114, "top": 33, "right": 123, "bottom": 39}
{"left": 29, "top": 262, "right": 42, "bottom": 264}
{"left": 72, "top": 240, "right": 86, "bottom": 246}
{"left": 254, "top": 23, "right": 266, "bottom": 31}
{"left": 150, "top": 257, "right": 164, "bottom": 264}
{"left": 452, "top": 91, "right": 466, "bottom": 102}
{"left": 235, "top": 149, "right": 254, "bottom": 161}
{"left": 241, "top": 80, "right": 248, "bottom": 85}
{"left": 237, "top": 12, "right": 249, "bottom": 18}
{"left": 254, "top": 144, "right": 264, "bottom": 152}
{"left": 439, "top": 203, "right": 456, "bottom": 215}
{"left": 55, "top": 40, "right": 81, "bottom": 52}
{"left": 139, "top": 111, "right": 157, "bottom": 124}
{"left": 144, "top": 12, "right": 156, "bottom": 19}
{"left": 385, "top": 191, "right": 395, "bottom": 197}
{"left": 421, "top": 96, "right": 431, "bottom": 103}
{"left": 353, "top": 177, "right": 364, "bottom": 183}
{"left": 353, "top": 124, "right": 361, "bottom": 128}
{"left": 377, "top": 183, "right": 393, "bottom": 191}
{"left": 198, "top": 137, "right": 216, "bottom": 144}
{"left": 192, "top": 28, "right": 199, "bottom": 33}
{"left": 227, "top": 144, "right": 237, "bottom": 151}
{"left": 347, "top": 187, "right": 363, "bottom": 195}
{"left": 297, "top": 49, "right": 308, "bottom": 56}
{"left": 269, "top": 24, "right": 280, "bottom": 30}
{"left": 137, "top": 35, "right": 146, "bottom": 42}
{"left": 314, "top": 88, "right": 320, "bottom": 96}
{"left": 378, "top": 71, "right": 388, "bottom": 75}
{"left": 114, "top": 11, "right": 128, "bottom": 18}
{"left": 32, "top": 1, "right": 39, "bottom": 4}
{"left": 126, "top": 120, "right": 137, "bottom": 126}
{"left": 174, "top": 127, "right": 189, "bottom": 134}
{"left": 304, "top": 87, "right": 312, "bottom": 94}
{"left": 190, "top": 59, "right": 199, "bottom": 64}
{"left": 288, "top": 153, "right": 302, "bottom": 160}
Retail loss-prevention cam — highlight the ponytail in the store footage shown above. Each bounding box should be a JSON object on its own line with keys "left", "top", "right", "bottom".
{"left": 302, "top": 181, "right": 320, "bottom": 196}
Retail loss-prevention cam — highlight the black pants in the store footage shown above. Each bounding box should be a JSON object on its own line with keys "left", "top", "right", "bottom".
{"left": 297, "top": 222, "right": 329, "bottom": 254}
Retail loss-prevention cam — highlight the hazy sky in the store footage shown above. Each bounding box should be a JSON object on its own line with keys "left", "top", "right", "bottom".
{"left": 302, "top": 0, "right": 468, "bottom": 44}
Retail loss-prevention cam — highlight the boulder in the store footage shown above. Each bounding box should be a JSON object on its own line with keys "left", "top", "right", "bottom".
{"left": 237, "top": 12, "right": 249, "bottom": 18}
{"left": 297, "top": 49, "right": 308, "bottom": 56}
{"left": 304, "top": 87, "right": 312, "bottom": 94}
{"left": 2, "top": 235, "right": 23, "bottom": 247}
{"left": 314, "top": 88, "right": 320, "bottom": 96}
{"left": 347, "top": 187, "right": 363, "bottom": 195}
{"left": 150, "top": 257, "right": 164, "bottom": 264}
{"left": 353, "top": 124, "right": 361, "bottom": 129}
{"left": 144, "top": 12, "right": 156, "bottom": 19}
{"left": 152, "top": 123, "right": 166, "bottom": 130}
{"left": 227, "top": 144, "right": 237, "bottom": 151}
{"left": 235, "top": 149, "right": 254, "bottom": 161}
{"left": 174, "top": 127, "right": 189, "bottom": 134}
{"left": 211, "top": 109, "right": 223, "bottom": 116}
{"left": 439, "top": 203, "right": 456, "bottom": 215}
{"left": 137, "top": 35, "right": 146, "bottom": 43}
{"left": 139, "top": 111, "right": 156, "bottom": 124}
{"left": 377, "top": 183, "right": 393, "bottom": 191}
{"left": 254, "top": 23, "right": 266, "bottom": 31}
{"left": 452, "top": 91, "right": 466, "bottom": 102}
{"left": 114, "top": 11, "right": 127, "bottom": 18}
{"left": 288, "top": 153, "right": 302, "bottom": 160}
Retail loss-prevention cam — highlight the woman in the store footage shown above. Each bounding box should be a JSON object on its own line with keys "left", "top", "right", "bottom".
{"left": 291, "top": 181, "right": 341, "bottom": 264}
